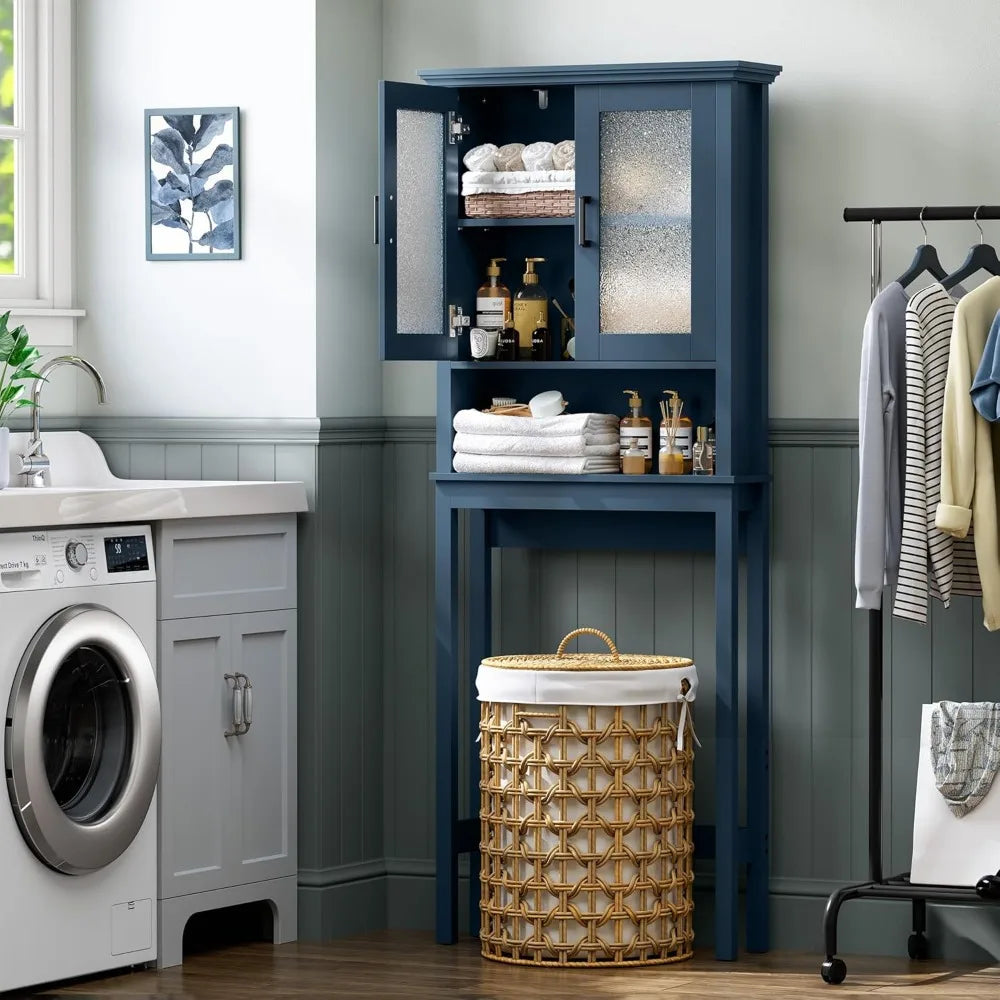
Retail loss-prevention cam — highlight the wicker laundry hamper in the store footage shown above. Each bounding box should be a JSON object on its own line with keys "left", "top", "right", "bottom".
{"left": 477, "top": 628, "right": 697, "bottom": 967}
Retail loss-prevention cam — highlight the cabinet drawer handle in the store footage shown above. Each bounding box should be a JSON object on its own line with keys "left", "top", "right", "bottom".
{"left": 239, "top": 673, "right": 253, "bottom": 733}
{"left": 224, "top": 673, "right": 244, "bottom": 738}
{"left": 373, "top": 194, "right": 379, "bottom": 246}
{"left": 577, "top": 195, "right": 590, "bottom": 247}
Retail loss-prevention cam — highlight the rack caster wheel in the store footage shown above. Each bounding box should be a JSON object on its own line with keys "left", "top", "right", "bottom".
{"left": 908, "top": 933, "right": 929, "bottom": 960}
{"left": 821, "top": 958, "right": 847, "bottom": 984}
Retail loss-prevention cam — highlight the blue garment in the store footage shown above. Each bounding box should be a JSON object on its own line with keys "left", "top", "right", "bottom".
{"left": 971, "top": 309, "right": 1000, "bottom": 421}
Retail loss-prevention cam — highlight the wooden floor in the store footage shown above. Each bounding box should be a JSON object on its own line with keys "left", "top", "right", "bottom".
{"left": 26, "top": 934, "right": 1000, "bottom": 999}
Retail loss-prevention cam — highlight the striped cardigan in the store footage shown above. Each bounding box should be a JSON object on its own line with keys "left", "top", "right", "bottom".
{"left": 893, "top": 283, "right": 980, "bottom": 623}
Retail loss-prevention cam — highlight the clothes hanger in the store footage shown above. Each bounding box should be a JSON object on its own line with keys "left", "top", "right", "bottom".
{"left": 895, "top": 207, "right": 948, "bottom": 288}
{"left": 941, "top": 206, "right": 1000, "bottom": 290}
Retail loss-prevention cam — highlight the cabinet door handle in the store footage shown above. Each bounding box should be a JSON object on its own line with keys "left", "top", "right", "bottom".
{"left": 239, "top": 673, "right": 253, "bottom": 733}
{"left": 577, "top": 195, "right": 590, "bottom": 247}
{"left": 224, "top": 673, "right": 244, "bottom": 737}
{"left": 373, "top": 194, "right": 379, "bottom": 246}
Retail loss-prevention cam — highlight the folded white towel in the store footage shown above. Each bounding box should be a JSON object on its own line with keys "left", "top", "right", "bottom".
{"left": 453, "top": 432, "right": 620, "bottom": 458}
{"left": 522, "top": 140, "right": 555, "bottom": 171}
{"left": 453, "top": 409, "right": 619, "bottom": 438}
{"left": 461, "top": 169, "right": 576, "bottom": 196}
{"left": 454, "top": 453, "right": 620, "bottom": 475}
{"left": 463, "top": 143, "right": 498, "bottom": 172}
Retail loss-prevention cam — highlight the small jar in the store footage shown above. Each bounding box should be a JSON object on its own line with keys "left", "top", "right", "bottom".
{"left": 622, "top": 440, "right": 646, "bottom": 475}
{"left": 658, "top": 446, "right": 684, "bottom": 475}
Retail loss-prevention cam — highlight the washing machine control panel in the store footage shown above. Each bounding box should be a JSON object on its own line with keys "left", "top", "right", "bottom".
{"left": 0, "top": 525, "right": 155, "bottom": 590}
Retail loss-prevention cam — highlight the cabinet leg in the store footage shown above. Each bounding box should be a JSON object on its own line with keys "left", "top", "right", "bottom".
{"left": 746, "top": 486, "right": 770, "bottom": 953}
{"left": 714, "top": 496, "right": 740, "bottom": 961}
{"left": 467, "top": 509, "right": 490, "bottom": 939}
{"left": 435, "top": 496, "right": 459, "bottom": 944}
{"left": 156, "top": 903, "right": 185, "bottom": 970}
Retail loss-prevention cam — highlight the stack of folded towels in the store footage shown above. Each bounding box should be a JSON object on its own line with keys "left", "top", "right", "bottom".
{"left": 452, "top": 409, "right": 620, "bottom": 475}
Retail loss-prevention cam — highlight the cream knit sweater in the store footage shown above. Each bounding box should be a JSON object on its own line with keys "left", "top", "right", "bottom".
{"left": 937, "top": 276, "right": 1000, "bottom": 630}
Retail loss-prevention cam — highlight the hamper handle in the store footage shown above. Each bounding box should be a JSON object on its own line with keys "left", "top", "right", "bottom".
{"left": 556, "top": 628, "right": 620, "bottom": 659}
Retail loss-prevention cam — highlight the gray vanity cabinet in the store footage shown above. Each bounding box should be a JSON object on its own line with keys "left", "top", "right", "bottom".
{"left": 155, "top": 515, "right": 298, "bottom": 968}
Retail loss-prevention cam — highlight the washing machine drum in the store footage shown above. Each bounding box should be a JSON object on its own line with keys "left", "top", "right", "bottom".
{"left": 5, "top": 604, "right": 161, "bottom": 875}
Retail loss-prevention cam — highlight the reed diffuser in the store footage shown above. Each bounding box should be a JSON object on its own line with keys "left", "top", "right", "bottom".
{"left": 658, "top": 392, "right": 685, "bottom": 475}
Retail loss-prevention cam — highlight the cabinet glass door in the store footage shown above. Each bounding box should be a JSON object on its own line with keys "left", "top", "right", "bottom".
{"left": 378, "top": 82, "right": 461, "bottom": 361}
{"left": 575, "top": 84, "right": 716, "bottom": 361}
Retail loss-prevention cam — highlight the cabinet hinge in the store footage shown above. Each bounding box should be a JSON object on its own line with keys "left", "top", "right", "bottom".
{"left": 448, "top": 112, "right": 469, "bottom": 144}
{"left": 448, "top": 304, "right": 470, "bottom": 337}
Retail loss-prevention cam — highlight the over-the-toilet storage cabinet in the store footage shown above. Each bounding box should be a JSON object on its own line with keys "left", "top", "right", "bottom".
{"left": 377, "top": 61, "right": 780, "bottom": 961}
{"left": 155, "top": 515, "right": 298, "bottom": 968}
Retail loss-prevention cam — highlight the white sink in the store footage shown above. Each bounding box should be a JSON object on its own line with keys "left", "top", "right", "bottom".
{"left": 0, "top": 431, "right": 308, "bottom": 528}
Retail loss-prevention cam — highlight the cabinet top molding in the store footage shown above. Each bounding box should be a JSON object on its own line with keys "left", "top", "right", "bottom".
{"left": 418, "top": 60, "right": 782, "bottom": 88}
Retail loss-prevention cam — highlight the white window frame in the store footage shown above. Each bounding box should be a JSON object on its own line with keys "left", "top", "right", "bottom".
{"left": 0, "top": 0, "right": 81, "bottom": 345}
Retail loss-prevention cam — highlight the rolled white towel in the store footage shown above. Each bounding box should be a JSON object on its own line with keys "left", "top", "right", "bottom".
{"left": 453, "top": 409, "right": 619, "bottom": 438}
{"left": 453, "top": 432, "right": 620, "bottom": 458}
{"left": 454, "top": 453, "right": 620, "bottom": 475}
{"left": 463, "top": 143, "right": 497, "bottom": 172}
{"left": 552, "top": 139, "right": 575, "bottom": 170}
{"left": 522, "top": 140, "right": 554, "bottom": 171}
{"left": 495, "top": 142, "right": 525, "bottom": 170}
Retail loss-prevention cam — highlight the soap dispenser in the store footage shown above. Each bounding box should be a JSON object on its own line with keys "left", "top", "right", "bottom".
{"left": 530, "top": 312, "right": 551, "bottom": 361}
{"left": 513, "top": 257, "right": 548, "bottom": 360}
{"left": 476, "top": 257, "right": 511, "bottom": 332}
{"left": 619, "top": 389, "right": 653, "bottom": 473}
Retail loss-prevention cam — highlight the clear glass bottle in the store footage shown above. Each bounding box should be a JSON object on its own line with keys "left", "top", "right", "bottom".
{"left": 622, "top": 439, "right": 646, "bottom": 475}
{"left": 658, "top": 444, "right": 684, "bottom": 475}
{"left": 692, "top": 426, "right": 715, "bottom": 475}
{"left": 660, "top": 390, "right": 693, "bottom": 473}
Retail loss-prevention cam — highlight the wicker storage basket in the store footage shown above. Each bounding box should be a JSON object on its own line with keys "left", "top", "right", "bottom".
{"left": 464, "top": 190, "right": 575, "bottom": 218}
{"left": 477, "top": 628, "right": 697, "bottom": 967}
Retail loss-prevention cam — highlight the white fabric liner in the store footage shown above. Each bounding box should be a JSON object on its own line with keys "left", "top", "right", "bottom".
{"left": 477, "top": 662, "right": 698, "bottom": 707}
{"left": 462, "top": 169, "right": 576, "bottom": 196}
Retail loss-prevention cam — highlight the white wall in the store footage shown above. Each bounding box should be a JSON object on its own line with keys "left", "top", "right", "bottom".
{"left": 381, "top": 0, "right": 1000, "bottom": 419}
{"left": 316, "top": 0, "right": 382, "bottom": 418}
{"left": 74, "top": 0, "right": 318, "bottom": 418}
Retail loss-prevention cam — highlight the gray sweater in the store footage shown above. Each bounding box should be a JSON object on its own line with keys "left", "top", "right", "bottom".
{"left": 855, "top": 281, "right": 908, "bottom": 610}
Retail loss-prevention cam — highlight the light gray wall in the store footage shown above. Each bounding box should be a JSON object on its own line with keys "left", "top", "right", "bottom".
{"left": 315, "top": 0, "right": 383, "bottom": 418}
{"left": 380, "top": 0, "right": 1000, "bottom": 419}
{"left": 74, "top": 0, "right": 319, "bottom": 418}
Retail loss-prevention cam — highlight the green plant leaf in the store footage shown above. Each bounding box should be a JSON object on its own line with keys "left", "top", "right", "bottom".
{"left": 0, "top": 330, "right": 13, "bottom": 359}
{"left": 14, "top": 398, "right": 35, "bottom": 408}
{"left": 0, "top": 382, "right": 22, "bottom": 404}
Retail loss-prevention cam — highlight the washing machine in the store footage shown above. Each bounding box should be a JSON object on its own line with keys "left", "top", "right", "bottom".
{"left": 0, "top": 524, "right": 160, "bottom": 993}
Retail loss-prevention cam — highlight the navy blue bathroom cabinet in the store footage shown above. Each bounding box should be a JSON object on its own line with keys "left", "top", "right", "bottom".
{"left": 376, "top": 61, "right": 781, "bottom": 961}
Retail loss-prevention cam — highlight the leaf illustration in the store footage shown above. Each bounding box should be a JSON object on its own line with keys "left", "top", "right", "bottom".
{"left": 192, "top": 113, "right": 231, "bottom": 151}
{"left": 197, "top": 218, "right": 234, "bottom": 250}
{"left": 194, "top": 143, "right": 233, "bottom": 180}
{"left": 150, "top": 200, "right": 188, "bottom": 230}
{"left": 155, "top": 170, "right": 189, "bottom": 205}
{"left": 190, "top": 176, "right": 206, "bottom": 198}
{"left": 192, "top": 179, "right": 233, "bottom": 214}
{"left": 210, "top": 197, "right": 234, "bottom": 225}
{"left": 150, "top": 127, "right": 187, "bottom": 174}
{"left": 163, "top": 114, "right": 196, "bottom": 143}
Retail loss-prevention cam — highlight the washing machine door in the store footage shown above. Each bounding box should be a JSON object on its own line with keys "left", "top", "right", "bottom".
{"left": 5, "top": 604, "right": 161, "bottom": 874}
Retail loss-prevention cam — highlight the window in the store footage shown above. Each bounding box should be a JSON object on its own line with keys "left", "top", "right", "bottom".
{"left": 0, "top": 0, "right": 78, "bottom": 343}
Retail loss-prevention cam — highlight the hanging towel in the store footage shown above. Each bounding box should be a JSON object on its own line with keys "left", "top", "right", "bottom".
{"left": 971, "top": 310, "right": 1000, "bottom": 421}
{"left": 453, "top": 453, "right": 620, "bottom": 475}
{"left": 453, "top": 409, "right": 619, "bottom": 438}
{"left": 930, "top": 702, "right": 1000, "bottom": 817}
{"left": 453, "top": 432, "right": 620, "bottom": 458}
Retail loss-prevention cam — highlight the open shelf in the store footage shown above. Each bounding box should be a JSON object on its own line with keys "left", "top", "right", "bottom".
{"left": 431, "top": 473, "right": 767, "bottom": 485}
{"left": 450, "top": 360, "right": 717, "bottom": 370}
{"left": 457, "top": 217, "right": 575, "bottom": 229}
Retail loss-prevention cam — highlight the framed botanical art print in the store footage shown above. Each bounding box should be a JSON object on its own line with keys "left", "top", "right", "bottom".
{"left": 146, "top": 107, "right": 241, "bottom": 260}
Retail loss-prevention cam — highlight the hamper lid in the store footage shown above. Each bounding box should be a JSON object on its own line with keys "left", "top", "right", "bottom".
{"left": 477, "top": 628, "right": 698, "bottom": 711}
{"left": 480, "top": 627, "right": 693, "bottom": 672}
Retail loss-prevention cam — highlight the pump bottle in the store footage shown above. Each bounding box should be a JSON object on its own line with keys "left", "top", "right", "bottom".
{"left": 476, "top": 258, "right": 511, "bottom": 332}
{"left": 619, "top": 389, "right": 653, "bottom": 473}
{"left": 513, "top": 257, "right": 548, "bottom": 360}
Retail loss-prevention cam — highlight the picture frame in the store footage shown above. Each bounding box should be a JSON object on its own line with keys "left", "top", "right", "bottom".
{"left": 145, "top": 106, "right": 241, "bottom": 261}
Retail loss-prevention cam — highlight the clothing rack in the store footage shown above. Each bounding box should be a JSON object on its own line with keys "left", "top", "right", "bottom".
{"left": 822, "top": 205, "right": 1000, "bottom": 985}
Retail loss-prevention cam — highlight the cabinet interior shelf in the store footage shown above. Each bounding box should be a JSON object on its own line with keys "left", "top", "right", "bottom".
{"left": 449, "top": 360, "right": 717, "bottom": 370}
{"left": 457, "top": 217, "right": 575, "bottom": 229}
{"left": 431, "top": 473, "right": 767, "bottom": 485}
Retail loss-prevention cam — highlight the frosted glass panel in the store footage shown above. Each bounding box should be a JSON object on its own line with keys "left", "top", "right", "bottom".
{"left": 599, "top": 109, "right": 691, "bottom": 334}
{"left": 396, "top": 109, "right": 444, "bottom": 335}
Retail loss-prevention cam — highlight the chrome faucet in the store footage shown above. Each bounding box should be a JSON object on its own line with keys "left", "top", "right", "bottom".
{"left": 21, "top": 355, "right": 109, "bottom": 487}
